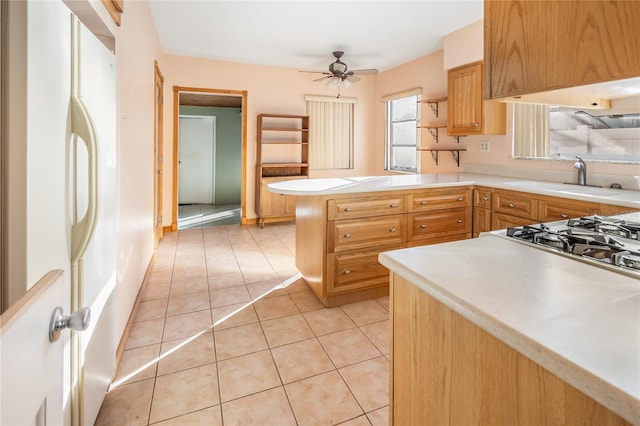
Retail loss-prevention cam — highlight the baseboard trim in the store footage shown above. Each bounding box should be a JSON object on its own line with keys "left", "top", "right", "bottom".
{"left": 162, "top": 225, "right": 173, "bottom": 233}
{"left": 113, "top": 252, "right": 156, "bottom": 377}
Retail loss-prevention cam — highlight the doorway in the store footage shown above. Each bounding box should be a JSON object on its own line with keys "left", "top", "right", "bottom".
{"left": 172, "top": 87, "right": 247, "bottom": 229}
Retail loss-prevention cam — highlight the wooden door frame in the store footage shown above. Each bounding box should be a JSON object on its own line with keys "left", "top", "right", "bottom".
{"left": 0, "top": 0, "right": 7, "bottom": 312}
{"left": 153, "top": 61, "right": 164, "bottom": 247}
{"left": 171, "top": 86, "right": 247, "bottom": 230}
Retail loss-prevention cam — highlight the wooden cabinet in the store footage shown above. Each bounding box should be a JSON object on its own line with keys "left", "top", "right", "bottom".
{"left": 538, "top": 199, "right": 599, "bottom": 222}
{"left": 447, "top": 62, "right": 506, "bottom": 136}
{"left": 472, "top": 187, "right": 492, "bottom": 237}
{"left": 328, "top": 215, "right": 406, "bottom": 253}
{"left": 255, "top": 114, "right": 309, "bottom": 227}
{"left": 599, "top": 204, "right": 640, "bottom": 217}
{"left": 328, "top": 195, "right": 404, "bottom": 220}
{"left": 257, "top": 176, "right": 304, "bottom": 220}
{"left": 491, "top": 189, "right": 538, "bottom": 228}
{"left": 389, "top": 274, "right": 630, "bottom": 426}
{"left": 407, "top": 186, "right": 472, "bottom": 246}
{"left": 295, "top": 184, "right": 638, "bottom": 307}
{"left": 484, "top": 1, "right": 640, "bottom": 101}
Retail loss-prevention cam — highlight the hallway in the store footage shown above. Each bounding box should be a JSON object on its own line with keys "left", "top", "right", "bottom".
{"left": 95, "top": 222, "right": 390, "bottom": 425}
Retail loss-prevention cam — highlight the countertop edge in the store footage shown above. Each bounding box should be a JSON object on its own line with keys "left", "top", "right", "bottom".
{"left": 267, "top": 174, "right": 640, "bottom": 208}
{"left": 378, "top": 238, "right": 640, "bottom": 425}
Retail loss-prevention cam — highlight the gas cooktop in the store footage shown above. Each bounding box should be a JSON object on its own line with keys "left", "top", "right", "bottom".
{"left": 496, "top": 214, "right": 640, "bottom": 277}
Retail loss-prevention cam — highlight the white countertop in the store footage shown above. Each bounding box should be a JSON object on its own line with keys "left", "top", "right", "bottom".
{"left": 268, "top": 173, "right": 640, "bottom": 208}
{"left": 378, "top": 236, "right": 640, "bottom": 424}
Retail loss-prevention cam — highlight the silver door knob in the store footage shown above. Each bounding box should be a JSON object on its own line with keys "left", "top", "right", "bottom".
{"left": 390, "top": 227, "right": 397, "bottom": 232}
{"left": 457, "top": 197, "right": 464, "bottom": 201}
{"left": 344, "top": 233, "right": 351, "bottom": 238}
{"left": 49, "top": 307, "right": 91, "bottom": 342}
{"left": 420, "top": 224, "right": 426, "bottom": 228}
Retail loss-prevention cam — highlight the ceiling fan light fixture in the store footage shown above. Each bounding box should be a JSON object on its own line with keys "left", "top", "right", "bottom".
{"left": 342, "top": 78, "right": 351, "bottom": 88}
{"left": 330, "top": 61, "right": 347, "bottom": 74}
{"left": 326, "top": 76, "right": 341, "bottom": 88}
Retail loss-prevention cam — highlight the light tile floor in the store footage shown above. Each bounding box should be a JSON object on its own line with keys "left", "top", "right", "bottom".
{"left": 95, "top": 222, "right": 390, "bottom": 426}
{"left": 178, "top": 204, "right": 241, "bottom": 229}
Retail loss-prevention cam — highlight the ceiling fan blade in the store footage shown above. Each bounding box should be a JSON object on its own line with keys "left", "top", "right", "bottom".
{"left": 299, "top": 70, "right": 331, "bottom": 74}
{"left": 352, "top": 68, "right": 379, "bottom": 75}
{"left": 313, "top": 75, "right": 331, "bottom": 82}
{"left": 346, "top": 74, "right": 361, "bottom": 83}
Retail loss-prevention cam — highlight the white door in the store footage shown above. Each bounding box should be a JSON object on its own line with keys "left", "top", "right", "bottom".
{"left": 179, "top": 115, "right": 216, "bottom": 204}
{"left": 0, "top": 271, "right": 69, "bottom": 425}
{"left": 0, "top": 1, "right": 116, "bottom": 425}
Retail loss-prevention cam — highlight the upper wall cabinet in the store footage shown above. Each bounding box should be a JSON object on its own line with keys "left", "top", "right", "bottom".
{"left": 484, "top": 1, "right": 640, "bottom": 101}
{"left": 447, "top": 62, "right": 506, "bottom": 136}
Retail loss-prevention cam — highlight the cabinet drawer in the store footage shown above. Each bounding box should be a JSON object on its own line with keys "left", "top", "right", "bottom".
{"left": 473, "top": 188, "right": 492, "bottom": 208}
{"left": 492, "top": 190, "right": 538, "bottom": 220}
{"left": 328, "top": 195, "right": 404, "bottom": 220}
{"left": 328, "top": 215, "right": 406, "bottom": 253}
{"left": 327, "top": 245, "right": 402, "bottom": 295}
{"left": 408, "top": 208, "right": 471, "bottom": 242}
{"left": 538, "top": 199, "right": 598, "bottom": 222}
{"left": 492, "top": 213, "right": 537, "bottom": 230}
{"left": 408, "top": 187, "right": 472, "bottom": 212}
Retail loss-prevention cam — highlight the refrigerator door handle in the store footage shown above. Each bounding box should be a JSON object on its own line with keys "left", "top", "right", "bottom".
{"left": 70, "top": 92, "right": 99, "bottom": 264}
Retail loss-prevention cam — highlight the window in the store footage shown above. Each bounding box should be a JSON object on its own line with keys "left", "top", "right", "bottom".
{"left": 305, "top": 95, "right": 356, "bottom": 169}
{"left": 513, "top": 97, "right": 640, "bottom": 163}
{"left": 385, "top": 91, "right": 420, "bottom": 173}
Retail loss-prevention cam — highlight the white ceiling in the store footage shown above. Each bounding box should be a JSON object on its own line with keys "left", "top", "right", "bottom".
{"left": 148, "top": 1, "right": 484, "bottom": 73}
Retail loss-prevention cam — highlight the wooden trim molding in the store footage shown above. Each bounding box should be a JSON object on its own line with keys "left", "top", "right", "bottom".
{"left": 0, "top": 0, "right": 7, "bottom": 313}
{"left": 101, "top": 0, "right": 122, "bottom": 26}
{"left": 113, "top": 253, "right": 154, "bottom": 374}
{"left": 171, "top": 86, "right": 248, "bottom": 229}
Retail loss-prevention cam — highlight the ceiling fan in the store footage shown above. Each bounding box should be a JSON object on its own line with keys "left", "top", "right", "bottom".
{"left": 301, "top": 51, "right": 378, "bottom": 88}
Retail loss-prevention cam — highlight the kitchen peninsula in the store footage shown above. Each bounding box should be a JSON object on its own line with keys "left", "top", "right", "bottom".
{"left": 269, "top": 173, "right": 640, "bottom": 307}
{"left": 379, "top": 226, "right": 640, "bottom": 425}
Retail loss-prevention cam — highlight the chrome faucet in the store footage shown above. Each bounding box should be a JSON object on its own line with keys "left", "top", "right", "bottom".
{"left": 573, "top": 156, "right": 587, "bottom": 186}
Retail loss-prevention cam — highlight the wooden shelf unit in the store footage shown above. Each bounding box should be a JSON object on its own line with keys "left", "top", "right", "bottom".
{"left": 255, "top": 114, "right": 309, "bottom": 227}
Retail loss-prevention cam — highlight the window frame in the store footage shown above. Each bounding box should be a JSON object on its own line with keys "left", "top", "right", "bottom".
{"left": 384, "top": 91, "right": 421, "bottom": 173}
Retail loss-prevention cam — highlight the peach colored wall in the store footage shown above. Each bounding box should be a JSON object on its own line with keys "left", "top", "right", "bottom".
{"left": 373, "top": 50, "right": 465, "bottom": 174}
{"left": 160, "top": 55, "right": 376, "bottom": 223}
{"left": 111, "top": 1, "right": 164, "bottom": 341}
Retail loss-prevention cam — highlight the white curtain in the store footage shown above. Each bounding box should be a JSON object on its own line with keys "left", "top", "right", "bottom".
{"left": 305, "top": 95, "right": 356, "bottom": 169}
{"left": 513, "top": 103, "right": 550, "bottom": 157}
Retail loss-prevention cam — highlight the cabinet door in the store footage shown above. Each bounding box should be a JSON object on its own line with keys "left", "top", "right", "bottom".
{"left": 484, "top": 1, "right": 639, "bottom": 99}
{"left": 473, "top": 207, "right": 492, "bottom": 237}
{"left": 448, "top": 62, "right": 483, "bottom": 135}
{"left": 259, "top": 182, "right": 287, "bottom": 217}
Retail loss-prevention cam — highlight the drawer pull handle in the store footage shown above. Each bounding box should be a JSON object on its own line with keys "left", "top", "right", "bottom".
{"left": 457, "top": 219, "right": 463, "bottom": 223}
{"left": 344, "top": 233, "right": 351, "bottom": 238}
{"left": 561, "top": 214, "right": 569, "bottom": 218}
{"left": 390, "top": 203, "right": 398, "bottom": 208}
{"left": 390, "top": 227, "right": 397, "bottom": 232}
{"left": 482, "top": 196, "right": 489, "bottom": 201}
{"left": 508, "top": 203, "right": 515, "bottom": 208}
{"left": 420, "top": 224, "right": 426, "bottom": 229}
{"left": 344, "top": 270, "right": 351, "bottom": 275}
{"left": 420, "top": 201, "right": 427, "bottom": 205}
{"left": 457, "top": 197, "right": 464, "bottom": 201}
{"left": 344, "top": 207, "right": 352, "bottom": 212}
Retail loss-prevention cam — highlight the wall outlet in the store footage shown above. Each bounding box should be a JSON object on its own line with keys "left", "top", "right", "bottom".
{"left": 480, "top": 141, "right": 491, "bottom": 152}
